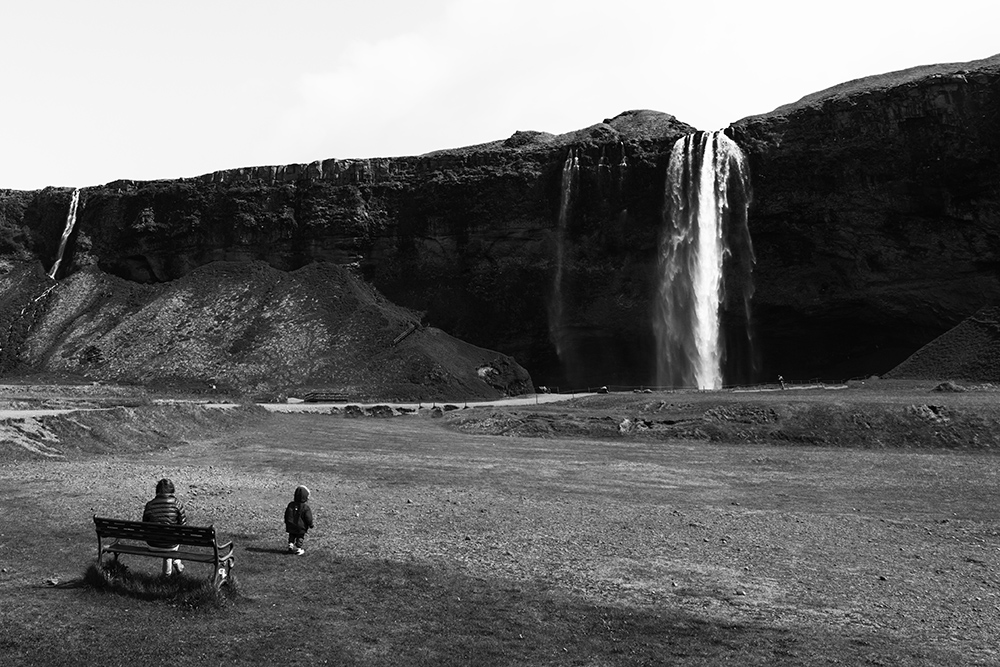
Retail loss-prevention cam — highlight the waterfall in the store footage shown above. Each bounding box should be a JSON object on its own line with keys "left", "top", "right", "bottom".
{"left": 549, "top": 148, "right": 579, "bottom": 361}
{"left": 655, "top": 131, "right": 754, "bottom": 390}
{"left": 48, "top": 188, "right": 80, "bottom": 279}
{"left": 616, "top": 141, "right": 629, "bottom": 198}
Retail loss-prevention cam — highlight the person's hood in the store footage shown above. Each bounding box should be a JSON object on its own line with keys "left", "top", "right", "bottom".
{"left": 294, "top": 485, "right": 310, "bottom": 502}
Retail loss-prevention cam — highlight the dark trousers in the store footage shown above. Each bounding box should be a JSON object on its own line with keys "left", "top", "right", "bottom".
{"left": 288, "top": 533, "right": 305, "bottom": 549}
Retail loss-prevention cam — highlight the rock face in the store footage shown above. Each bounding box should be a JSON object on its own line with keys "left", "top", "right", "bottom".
{"left": 731, "top": 54, "right": 1000, "bottom": 381}
{"left": 3, "top": 110, "right": 696, "bottom": 390}
{"left": 2, "top": 55, "right": 1000, "bottom": 390}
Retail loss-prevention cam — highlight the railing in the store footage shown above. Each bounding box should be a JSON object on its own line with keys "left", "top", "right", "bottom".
{"left": 301, "top": 391, "right": 351, "bottom": 403}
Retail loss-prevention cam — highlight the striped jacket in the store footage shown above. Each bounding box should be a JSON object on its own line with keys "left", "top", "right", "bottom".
{"left": 142, "top": 494, "right": 187, "bottom": 548}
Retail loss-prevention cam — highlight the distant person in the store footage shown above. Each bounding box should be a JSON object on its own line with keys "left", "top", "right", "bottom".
{"left": 778, "top": 375, "right": 786, "bottom": 390}
{"left": 284, "top": 485, "right": 315, "bottom": 556}
{"left": 142, "top": 478, "right": 188, "bottom": 576}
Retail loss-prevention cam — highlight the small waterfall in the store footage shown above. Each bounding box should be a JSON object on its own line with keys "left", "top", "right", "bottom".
{"left": 596, "top": 147, "right": 609, "bottom": 200}
{"left": 655, "top": 131, "right": 754, "bottom": 389}
{"left": 48, "top": 188, "right": 80, "bottom": 279}
{"left": 549, "top": 149, "right": 579, "bottom": 360}
{"left": 598, "top": 147, "right": 610, "bottom": 173}
{"left": 617, "top": 142, "right": 628, "bottom": 194}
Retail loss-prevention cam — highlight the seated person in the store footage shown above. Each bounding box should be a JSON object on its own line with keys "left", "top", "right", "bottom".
{"left": 143, "top": 478, "right": 187, "bottom": 576}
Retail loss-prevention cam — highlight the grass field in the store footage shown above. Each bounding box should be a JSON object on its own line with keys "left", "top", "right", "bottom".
{"left": 0, "top": 384, "right": 998, "bottom": 665}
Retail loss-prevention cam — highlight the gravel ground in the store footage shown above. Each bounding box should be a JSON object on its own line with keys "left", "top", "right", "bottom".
{"left": 1, "top": 394, "right": 998, "bottom": 664}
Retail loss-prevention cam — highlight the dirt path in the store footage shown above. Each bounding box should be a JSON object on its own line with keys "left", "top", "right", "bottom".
{"left": 260, "top": 392, "right": 597, "bottom": 412}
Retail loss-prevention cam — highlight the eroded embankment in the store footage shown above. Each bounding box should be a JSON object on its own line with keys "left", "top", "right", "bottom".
{"left": 0, "top": 403, "right": 269, "bottom": 461}
{"left": 443, "top": 391, "right": 1000, "bottom": 451}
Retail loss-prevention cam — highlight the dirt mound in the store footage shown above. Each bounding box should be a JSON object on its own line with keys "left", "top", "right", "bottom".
{"left": 886, "top": 306, "right": 1000, "bottom": 382}
{"left": 1, "top": 261, "right": 531, "bottom": 400}
{"left": 0, "top": 403, "right": 269, "bottom": 461}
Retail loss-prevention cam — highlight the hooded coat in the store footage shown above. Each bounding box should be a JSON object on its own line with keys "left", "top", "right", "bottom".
{"left": 143, "top": 478, "right": 187, "bottom": 549}
{"left": 284, "top": 485, "right": 314, "bottom": 536}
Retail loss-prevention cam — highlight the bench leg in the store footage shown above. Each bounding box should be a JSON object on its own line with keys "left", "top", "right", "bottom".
{"left": 214, "top": 557, "right": 234, "bottom": 589}
{"left": 96, "top": 548, "right": 116, "bottom": 567}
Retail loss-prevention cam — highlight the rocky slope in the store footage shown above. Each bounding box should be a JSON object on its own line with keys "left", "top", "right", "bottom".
{"left": 887, "top": 306, "right": 1000, "bottom": 382}
{"left": 0, "top": 259, "right": 531, "bottom": 400}
{"left": 2, "top": 54, "right": 1000, "bottom": 390}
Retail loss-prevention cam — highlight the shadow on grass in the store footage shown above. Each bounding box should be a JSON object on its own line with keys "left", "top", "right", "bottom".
{"left": 42, "top": 578, "right": 86, "bottom": 589}
{"left": 80, "top": 561, "right": 239, "bottom": 609}
{"left": 229, "top": 553, "right": 953, "bottom": 667}
{"left": 14, "top": 554, "right": 959, "bottom": 666}
{"left": 244, "top": 546, "right": 290, "bottom": 555}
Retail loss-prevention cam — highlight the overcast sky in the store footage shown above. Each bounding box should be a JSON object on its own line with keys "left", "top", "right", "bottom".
{"left": 2, "top": 0, "right": 996, "bottom": 190}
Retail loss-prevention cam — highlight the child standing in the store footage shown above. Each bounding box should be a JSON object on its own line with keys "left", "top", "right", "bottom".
{"left": 284, "top": 485, "right": 314, "bottom": 555}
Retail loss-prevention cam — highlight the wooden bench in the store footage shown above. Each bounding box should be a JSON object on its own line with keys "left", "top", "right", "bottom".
{"left": 93, "top": 515, "right": 235, "bottom": 588}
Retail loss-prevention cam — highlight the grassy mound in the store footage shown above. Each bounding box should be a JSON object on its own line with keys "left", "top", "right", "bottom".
{"left": 83, "top": 561, "right": 239, "bottom": 608}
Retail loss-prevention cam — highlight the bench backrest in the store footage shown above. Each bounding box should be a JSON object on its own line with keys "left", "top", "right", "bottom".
{"left": 94, "top": 515, "right": 218, "bottom": 547}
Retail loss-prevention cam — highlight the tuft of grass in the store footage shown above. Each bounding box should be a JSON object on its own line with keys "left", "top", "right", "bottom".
{"left": 82, "top": 561, "right": 239, "bottom": 609}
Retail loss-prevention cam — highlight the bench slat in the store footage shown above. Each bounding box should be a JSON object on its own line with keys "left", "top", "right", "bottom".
{"left": 102, "top": 544, "right": 230, "bottom": 563}
{"left": 94, "top": 516, "right": 217, "bottom": 547}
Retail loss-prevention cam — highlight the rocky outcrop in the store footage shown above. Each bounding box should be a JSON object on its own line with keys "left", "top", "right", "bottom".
{"left": 731, "top": 54, "right": 1000, "bottom": 381}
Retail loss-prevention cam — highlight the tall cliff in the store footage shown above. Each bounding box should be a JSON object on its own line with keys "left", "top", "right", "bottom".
{"left": 2, "top": 54, "right": 1000, "bottom": 390}
{"left": 4, "top": 110, "right": 695, "bottom": 390}
{"left": 731, "top": 54, "right": 1000, "bottom": 381}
